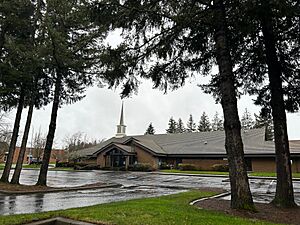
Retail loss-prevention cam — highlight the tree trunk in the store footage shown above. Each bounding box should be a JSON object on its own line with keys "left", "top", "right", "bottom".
{"left": 213, "top": 0, "right": 254, "bottom": 210}
{"left": 259, "top": 0, "right": 296, "bottom": 208}
{"left": 36, "top": 74, "right": 62, "bottom": 186}
{"left": 0, "top": 89, "right": 25, "bottom": 183}
{"left": 10, "top": 99, "right": 34, "bottom": 184}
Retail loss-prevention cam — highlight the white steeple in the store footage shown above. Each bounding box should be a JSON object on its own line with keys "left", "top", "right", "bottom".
{"left": 115, "top": 102, "right": 126, "bottom": 138}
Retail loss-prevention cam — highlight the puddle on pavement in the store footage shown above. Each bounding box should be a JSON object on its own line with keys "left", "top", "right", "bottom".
{"left": 1, "top": 170, "right": 299, "bottom": 215}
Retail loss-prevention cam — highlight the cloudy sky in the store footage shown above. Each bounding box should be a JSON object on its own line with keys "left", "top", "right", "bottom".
{"left": 10, "top": 77, "right": 299, "bottom": 149}
{"left": 5, "top": 31, "right": 300, "bottom": 148}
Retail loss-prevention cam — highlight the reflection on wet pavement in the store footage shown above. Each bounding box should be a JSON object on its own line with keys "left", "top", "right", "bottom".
{"left": 0, "top": 170, "right": 299, "bottom": 215}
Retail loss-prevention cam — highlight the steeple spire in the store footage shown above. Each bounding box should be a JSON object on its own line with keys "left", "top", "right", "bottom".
{"left": 120, "top": 101, "right": 124, "bottom": 125}
{"left": 116, "top": 101, "right": 126, "bottom": 138}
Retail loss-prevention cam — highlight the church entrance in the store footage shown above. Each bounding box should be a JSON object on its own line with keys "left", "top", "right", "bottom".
{"left": 111, "top": 154, "right": 126, "bottom": 167}
{"left": 105, "top": 148, "right": 136, "bottom": 169}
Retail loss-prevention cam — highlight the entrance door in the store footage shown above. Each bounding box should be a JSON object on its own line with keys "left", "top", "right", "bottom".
{"left": 111, "top": 155, "right": 126, "bottom": 167}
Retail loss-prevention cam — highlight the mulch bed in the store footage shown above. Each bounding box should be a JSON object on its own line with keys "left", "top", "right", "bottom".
{"left": 0, "top": 182, "right": 121, "bottom": 195}
{"left": 195, "top": 198, "right": 300, "bottom": 225}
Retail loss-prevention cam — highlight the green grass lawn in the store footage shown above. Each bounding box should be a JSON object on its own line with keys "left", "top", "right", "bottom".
{"left": 22, "top": 164, "right": 41, "bottom": 169}
{"left": 249, "top": 172, "right": 300, "bottom": 178}
{"left": 160, "top": 169, "right": 229, "bottom": 175}
{"left": 0, "top": 190, "right": 277, "bottom": 225}
{"left": 22, "top": 164, "right": 74, "bottom": 171}
{"left": 160, "top": 169, "right": 300, "bottom": 178}
{"left": 0, "top": 164, "right": 74, "bottom": 171}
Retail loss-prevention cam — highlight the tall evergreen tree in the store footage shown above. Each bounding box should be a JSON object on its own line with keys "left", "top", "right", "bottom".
{"left": 145, "top": 123, "right": 155, "bottom": 135}
{"left": 234, "top": 0, "right": 299, "bottom": 207}
{"left": 0, "top": 0, "right": 35, "bottom": 183}
{"left": 176, "top": 118, "right": 185, "bottom": 133}
{"left": 36, "top": 0, "right": 104, "bottom": 186}
{"left": 10, "top": 0, "right": 50, "bottom": 185}
{"left": 211, "top": 112, "right": 223, "bottom": 131}
{"left": 241, "top": 108, "right": 254, "bottom": 130}
{"left": 198, "top": 112, "right": 211, "bottom": 132}
{"left": 253, "top": 108, "right": 274, "bottom": 141}
{"left": 186, "top": 114, "right": 196, "bottom": 133}
{"left": 92, "top": 0, "right": 254, "bottom": 209}
{"left": 212, "top": 0, "right": 253, "bottom": 209}
{"left": 258, "top": 0, "right": 296, "bottom": 207}
{"left": 166, "top": 117, "right": 177, "bottom": 134}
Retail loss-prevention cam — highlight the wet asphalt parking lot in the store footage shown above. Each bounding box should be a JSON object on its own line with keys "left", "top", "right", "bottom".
{"left": 0, "top": 170, "right": 300, "bottom": 215}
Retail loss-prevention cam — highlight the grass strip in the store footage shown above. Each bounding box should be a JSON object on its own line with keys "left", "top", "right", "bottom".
{"left": 0, "top": 190, "right": 277, "bottom": 225}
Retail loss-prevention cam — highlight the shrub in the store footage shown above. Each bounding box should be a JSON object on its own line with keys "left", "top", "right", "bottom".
{"left": 159, "top": 162, "right": 171, "bottom": 170}
{"left": 211, "top": 164, "right": 229, "bottom": 172}
{"left": 55, "top": 161, "right": 70, "bottom": 167}
{"left": 177, "top": 163, "right": 197, "bottom": 171}
{"left": 128, "top": 163, "right": 154, "bottom": 172}
{"left": 74, "top": 164, "right": 99, "bottom": 170}
{"left": 29, "top": 160, "right": 42, "bottom": 165}
{"left": 56, "top": 161, "right": 89, "bottom": 168}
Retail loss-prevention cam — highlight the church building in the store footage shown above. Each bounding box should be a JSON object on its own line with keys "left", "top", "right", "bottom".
{"left": 74, "top": 104, "right": 300, "bottom": 172}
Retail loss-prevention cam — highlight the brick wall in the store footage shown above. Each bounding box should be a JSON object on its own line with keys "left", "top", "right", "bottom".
{"left": 135, "top": 146, "right": 159, "bottom": 169}
{"left": 292, "top": 159, "right": 300, "bottom": 173}
{"left": 2, "top": 147, "right": 66, "bottom": 164}
{"left": 182, "top": 158, "right": 227, "bottom": 170}
{"left": 97, "top": 152, "right": 106, "bottom": 167}
{"left": 251, "top": 157, "right": 300, "bottom": 173}
{"left": 251, "top": 158, "right": 276, "bottom": 172}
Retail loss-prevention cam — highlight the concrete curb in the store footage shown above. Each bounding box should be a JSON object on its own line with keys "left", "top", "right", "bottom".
{"left": 153, "top": 172, "right": 300, "bottom": 181}
{"left": 189, "top": 191, "right": 231, "bottom": 206}
{"left": 0, "top": 183, "right": 121, "bottom": 195}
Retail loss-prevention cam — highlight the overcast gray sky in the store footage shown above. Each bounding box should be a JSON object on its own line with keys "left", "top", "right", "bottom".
{"left": 7, "top": 31, "right": 300, "bottom": 148}
{"left": 11, "top": 77, "right": 299, "bottom": 149}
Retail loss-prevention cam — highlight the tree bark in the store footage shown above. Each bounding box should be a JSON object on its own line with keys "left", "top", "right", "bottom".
{"left": 0, "top": 89, "right": 25, "bottom": 183}
{"left": 10, "top": 99, "right": 34, "bottom": 184}
{"left": 259, "top": 0, "right": 296, "bottom": 208}
{"left": 213, "top": 0, "right": 254, "bottom": 210}
{"left": 36, "top": 74, "right": 62, "bottom": 186}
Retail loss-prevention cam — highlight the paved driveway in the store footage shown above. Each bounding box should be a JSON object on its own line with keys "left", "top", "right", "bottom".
{"left": 0, "top": 170, "right": 300, "bottom": 215}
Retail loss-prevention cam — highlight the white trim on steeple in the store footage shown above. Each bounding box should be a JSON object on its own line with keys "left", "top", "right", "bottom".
{"left": 115, "top": 101, "right": 126, "bottom": 138}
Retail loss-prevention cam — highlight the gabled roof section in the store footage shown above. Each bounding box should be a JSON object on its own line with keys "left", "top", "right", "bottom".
{"left": 133, "top": 137, "right": 167, "bottom": 155}
{"left": 69, "top": 136, "right": 131, "bottom": 158}
{"left": 101, "top": 142, "right": 135, "bottom": 154}
{"left": 73, "top": 128, "right": 300, "bottom": 158}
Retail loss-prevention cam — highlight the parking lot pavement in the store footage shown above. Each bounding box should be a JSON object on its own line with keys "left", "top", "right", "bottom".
{"left": 0, "top": 170, "right": 299, "bottom": 215}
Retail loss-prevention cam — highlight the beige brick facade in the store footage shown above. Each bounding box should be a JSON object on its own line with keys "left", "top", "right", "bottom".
{"left": 182, "top": 158, "right": 227, "bottom": 170}
{"left": 251, "top": 158, "right": 300, "bottom": 173}
{"left": 135, "top": 146, "right": 159, "bottom": 169}
{"left": 292, "top": 159, "right": 300, "bottom": 173}
{"left": 0, "top": 147, "right": 66, "bottom": 164}
{"left": 97, "top": 152, "right": 106, "bottom": 167}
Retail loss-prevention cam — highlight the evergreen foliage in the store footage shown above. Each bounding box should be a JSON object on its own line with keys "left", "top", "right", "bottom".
{"left": 145, "top": 123, "right": 155, "bottom": 135}
{"left": 211, "top": 112, "right": 223, "bottom": 131}
{"left": 241, "top": 108, "right": 254, "bottom": 130}
{"left": 0, "top": 0, "right": 36, "bottom": 183}
{"left": 176, "top": 118, "right": 185, "bottom": 133}
{"left": 166, "top": 117, "right": 177, "bottom": 134}
{"left": 186, "top": 114, "right": 196, "bottom": 133}
{"left": 253, "top": 109, "right": 274, "bottom": 141}
{"left": 232, "top": 0, "right": 299, "bottom": 207}
{"left": 36, "top": 0, "right": 107, "bottom": 186}
{"left": 91, "top": 0, "right": 255, "bottom": 208}
{"left": 197, "top": 112, "right": 211, "bottom": 132}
